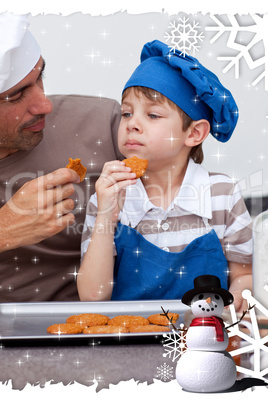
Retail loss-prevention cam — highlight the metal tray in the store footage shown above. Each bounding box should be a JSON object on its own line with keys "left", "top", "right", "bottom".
{"left": 0, "top": 299, "right": 188, "bottom": 343}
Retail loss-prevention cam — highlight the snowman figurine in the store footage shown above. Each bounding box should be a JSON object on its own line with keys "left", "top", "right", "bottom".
{"left": 176, "top": 274, "right": 237, "bottom": 393}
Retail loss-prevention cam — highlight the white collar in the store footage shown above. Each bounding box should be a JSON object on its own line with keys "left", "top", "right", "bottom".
{"left": 120, "top": 158, "right": 212, "bottom": 227}
{"left": 120, "top": 179, "right": 154, "bottom": 227}
{"left": 174, "top": 158, "right": 212, "bottom": 220}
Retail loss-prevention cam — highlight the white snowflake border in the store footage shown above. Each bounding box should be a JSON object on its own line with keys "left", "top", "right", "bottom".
{"left": 228, "top": 289, "right": 268, "bottom": 380}
{"left": 206, "top": 14, "right": 268, "bottom": 90}
{"left": 162, "top": 290, "right": 268, "bottom": 382}
{"left": 162, "top": 325, "right": 187, "bottom": 362}
{"left": 164, "top": 17, "right": 204, "bottom": 56}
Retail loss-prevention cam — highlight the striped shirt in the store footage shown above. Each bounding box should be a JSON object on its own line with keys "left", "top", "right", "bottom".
{"left": 81, "top": 158, "right": 252, "bottom": 264}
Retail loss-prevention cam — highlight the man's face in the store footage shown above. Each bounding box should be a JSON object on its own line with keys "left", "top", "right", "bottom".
{"left": 0, "top": 57, "right": 53, "bottom": 159}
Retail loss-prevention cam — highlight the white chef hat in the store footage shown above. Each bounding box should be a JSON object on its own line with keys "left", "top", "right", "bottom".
{"left": 0, "top": 13, "right": 41, "bottom": 94}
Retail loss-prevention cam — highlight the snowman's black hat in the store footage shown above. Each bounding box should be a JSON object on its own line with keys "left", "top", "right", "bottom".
{"left": 181, "top": 275, "right": 234, "bottom": 306}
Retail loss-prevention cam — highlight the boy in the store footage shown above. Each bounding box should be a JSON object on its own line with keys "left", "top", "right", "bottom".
{"left": 78, "top": 40, "right": 252, "bottom": 311}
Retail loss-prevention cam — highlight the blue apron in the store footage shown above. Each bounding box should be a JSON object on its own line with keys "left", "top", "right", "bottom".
{"left": 111, "top": 222, "right": 228, "bottom": 300}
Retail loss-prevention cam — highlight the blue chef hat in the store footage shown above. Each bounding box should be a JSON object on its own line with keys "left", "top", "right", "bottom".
{"left": 123, "top": 40, "right": 239, "bottom": 142}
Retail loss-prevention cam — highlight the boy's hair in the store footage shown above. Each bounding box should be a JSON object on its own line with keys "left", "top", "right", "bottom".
{"left": 122, "top": 86, "right": 204, "bottom": 164}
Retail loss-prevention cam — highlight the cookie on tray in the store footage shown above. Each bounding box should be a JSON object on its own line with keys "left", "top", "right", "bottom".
{"left": 108, "top": 315, "right": 149, "bottom": 328}
{"left": 148, "top": 312, "right": 179, "bottom": 326}
{"left": 83, "top": 325, "right": 129, "bottom": 334}
{"left": 47, "top": 323, "right": 84, "bottom": 334}
{"left": 66, "top": 313, "right": 110, "bottom": 327}
{"left": 128, "top": 324, "right": 171, "bottom": 333}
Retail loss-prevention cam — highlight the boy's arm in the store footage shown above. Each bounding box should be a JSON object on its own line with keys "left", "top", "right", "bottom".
{"left": 228, "top": 261, "right": 252, "bottom": 313}
{"left": 77, "top": 160, "right": 137, "bottom": 301}
{"left": 78, "top": 216, "right": 116, "bottom": 301}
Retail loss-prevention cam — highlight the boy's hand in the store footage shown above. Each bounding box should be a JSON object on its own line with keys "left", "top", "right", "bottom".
{"left": 95, "top": 160, "right": 137, "bottom": 223}
{"left": 229, "top": 261, "right": 252, "bottom": 313}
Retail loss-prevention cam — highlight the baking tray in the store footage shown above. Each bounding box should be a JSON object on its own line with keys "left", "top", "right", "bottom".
{"left": 0, "top": 299, "right": 188, "bottom": 344}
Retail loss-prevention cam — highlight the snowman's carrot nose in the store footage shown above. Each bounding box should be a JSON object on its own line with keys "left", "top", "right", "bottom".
{"left": 206, "top": 297, "right": 212, "bottom": 304}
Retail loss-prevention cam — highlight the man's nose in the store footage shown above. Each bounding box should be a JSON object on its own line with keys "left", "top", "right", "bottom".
{"left": 28, "top": 86, "right": 53, "bottom": 116}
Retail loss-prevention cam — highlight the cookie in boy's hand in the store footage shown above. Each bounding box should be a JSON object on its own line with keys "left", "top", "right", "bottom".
{"left": 66, "top": 158, "right": 87, "bottom": 182}
{"left": 123, "top": 156, "right": 148, "bottom": 178}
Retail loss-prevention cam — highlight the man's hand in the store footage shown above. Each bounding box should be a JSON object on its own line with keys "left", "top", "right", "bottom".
{"left": 0, "top": 168, "right": 80, "bottom": 252}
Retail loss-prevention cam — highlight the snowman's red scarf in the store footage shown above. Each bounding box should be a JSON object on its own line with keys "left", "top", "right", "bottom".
{"left": 190, "top": 316, "right": 225, "bottom": 342}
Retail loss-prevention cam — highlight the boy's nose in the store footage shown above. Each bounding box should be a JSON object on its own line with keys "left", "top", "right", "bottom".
{"left": 127, "top": 117, "right": 142, "bottom": 133}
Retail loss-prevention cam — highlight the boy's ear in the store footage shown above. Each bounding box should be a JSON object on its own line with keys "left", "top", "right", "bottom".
{"left": 184, "top": 119, "right": 210, "bottom": 147}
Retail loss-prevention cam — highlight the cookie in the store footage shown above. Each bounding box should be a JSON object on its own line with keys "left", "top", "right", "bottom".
{"left": 123, "top": 156, "right": 148, "bottom": 178}
{"left": 66, "top": 313, "right": 109, "bottom": 327}
{"left": 108, "top": 315, "right": 149, "bottom": 328}
{"left": 128, "top": 324, "right": 170, "bottom": 333}
{"left": 148, "top": 313, "right": 179, "bottom": 326}
{"left": 66, "top": 157, "right": 87, "bottom": 182}
{"left": 83, "top": 325, "right": 129, "bottom": 334}
{"left": 47, "top": 323, "right": 84, "bottom": 334}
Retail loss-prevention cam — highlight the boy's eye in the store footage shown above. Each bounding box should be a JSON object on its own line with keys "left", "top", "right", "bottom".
{"left": 121, "top": 111, "right": 132, "bottom": 118}
{"left": 149, "top": 113, "right": 160, "bottom": 119}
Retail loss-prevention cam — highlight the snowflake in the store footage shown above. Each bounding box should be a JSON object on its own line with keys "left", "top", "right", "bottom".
{"left": 227, "top": 289, "right": 268, "bottom": 381}
{"left": 156, "top": 362, "right": 174, "bottom": 381}
{"left": 206, "top": 14, "right": 268, "bottom": 90}
{"left": 164, "top": 17, "right": 204, "bottom": 56}
{"left": 162, "top": 325, "right": 187, "bottom": 362}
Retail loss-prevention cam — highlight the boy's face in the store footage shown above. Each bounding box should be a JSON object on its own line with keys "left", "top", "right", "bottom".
{"left": 118, "top": 88, "right": 190, "bottom": 170}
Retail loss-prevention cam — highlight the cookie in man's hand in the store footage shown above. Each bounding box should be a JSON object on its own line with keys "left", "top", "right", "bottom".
{"left": 66, "top": 158, "right": 87, "bottom": 182}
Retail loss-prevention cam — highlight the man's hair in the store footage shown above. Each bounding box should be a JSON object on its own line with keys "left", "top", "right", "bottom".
{"left": 122, "top": 86, "right": 204, "bottom": 164}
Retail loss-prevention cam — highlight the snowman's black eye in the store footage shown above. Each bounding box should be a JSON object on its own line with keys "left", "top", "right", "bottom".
{"left": 215, "top": 295, "right": 220, "bottom": 300}
{"left": 198, "top": 294, "right": 204, "bottom": 300}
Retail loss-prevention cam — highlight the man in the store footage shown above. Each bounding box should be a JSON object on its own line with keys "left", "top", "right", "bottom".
{"left": 0, "top": 13, "right": 121, "bottom": 301}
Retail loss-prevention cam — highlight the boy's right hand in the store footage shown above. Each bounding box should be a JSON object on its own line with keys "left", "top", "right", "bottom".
{"left": 95, "top": 160, "right": 137, "bottom": 223}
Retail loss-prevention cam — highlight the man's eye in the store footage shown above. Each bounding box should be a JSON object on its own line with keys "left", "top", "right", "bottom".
{"left": 5, "top": 93, "right": 24, "bottom": 103}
